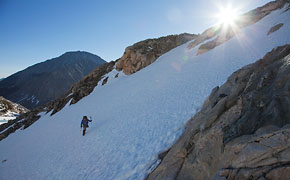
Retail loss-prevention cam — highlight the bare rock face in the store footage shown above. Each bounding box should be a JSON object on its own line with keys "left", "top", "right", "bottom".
{"left": 116, "top": 33, "right": 197, "bottom": 75}
{"left": 146, "top": 44, "right": 290, "bottom": 180}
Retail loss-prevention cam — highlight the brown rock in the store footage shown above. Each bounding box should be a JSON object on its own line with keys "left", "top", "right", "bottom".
{"left": 116, "top": 33, "right": 197, "bottom": 75}
{"left": 266, "top": 167, "right": 290, "bottom": 180}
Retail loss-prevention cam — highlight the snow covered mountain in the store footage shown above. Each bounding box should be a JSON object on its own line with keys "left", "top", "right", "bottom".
{"left": 0, "top": 1, "right": 290, "bottom": 180}
{"left": 0, "top": 96, "right": 28, "bottom": 125}
{"left": 0, "top": 51, "right": 106, "bottom": 109}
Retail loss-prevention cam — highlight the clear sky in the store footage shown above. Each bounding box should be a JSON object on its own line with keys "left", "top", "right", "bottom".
{"left": 0, "top": 0, "right": 272, "bottom": 78}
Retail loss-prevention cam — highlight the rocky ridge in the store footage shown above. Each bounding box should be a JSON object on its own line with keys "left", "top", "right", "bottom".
{"left": 146, "top": 44, "right": 290, "bottom": 180}
{"left": 116, "top": 33, "right": 197, "bottom": 75}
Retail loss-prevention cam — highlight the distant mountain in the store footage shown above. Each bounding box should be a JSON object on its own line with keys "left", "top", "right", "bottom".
{"left": 0, "top": 51, "right": 106, "bottom": 109}
{"left": 0, "top": 96, "right": 28, "bottom": 125}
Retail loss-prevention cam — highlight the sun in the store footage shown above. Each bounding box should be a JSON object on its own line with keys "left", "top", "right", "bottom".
{"left": 216, "top": 4, "right": 239, "bottom": 27}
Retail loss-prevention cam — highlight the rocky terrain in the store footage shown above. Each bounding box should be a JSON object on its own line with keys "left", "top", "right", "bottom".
{"left": 0, "top": 51, "right": 105, "bottom": 109}
{"left": 116, "top": 33, "right": 197, "bottom": 75}
{"left": 0, "top": 96, "right": 28, "bottom": 125}
{"left": 147, "top": 44, "right": 290, "bottom": 180}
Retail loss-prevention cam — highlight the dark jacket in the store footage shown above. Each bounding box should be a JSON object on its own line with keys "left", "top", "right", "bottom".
{"left": 81, "top": 118, "right": 92, "bottom": 128}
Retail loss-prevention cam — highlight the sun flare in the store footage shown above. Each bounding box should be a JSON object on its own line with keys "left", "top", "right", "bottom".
{"left": 216, "top": 5, "right": 239, "bottom": 27}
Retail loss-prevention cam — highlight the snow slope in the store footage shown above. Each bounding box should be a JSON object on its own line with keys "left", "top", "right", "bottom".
{"left": 1, "top": 7, "right": 290, "bottom": 180}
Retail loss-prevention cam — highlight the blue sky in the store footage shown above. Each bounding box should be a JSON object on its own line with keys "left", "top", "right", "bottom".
{"left": 0, "top": 0, "right": 272, "bottom": 77}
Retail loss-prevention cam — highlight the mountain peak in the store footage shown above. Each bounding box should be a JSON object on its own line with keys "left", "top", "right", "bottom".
{"left": 62, "top": 50, "right": 95, "bottom": 56}
{"left": 57, "top": 51, "right": 105, "bottom": 63}
{"left": 0, "top": 52, "right": 106, "bottom": 109}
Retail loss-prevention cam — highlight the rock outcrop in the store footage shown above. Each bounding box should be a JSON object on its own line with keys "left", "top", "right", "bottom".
{"left": 0, "top": 97, "right": 29, "bottom": 138}
{"left": 0, "top": 96, "right": 28, "bottom": 116}
{"left": 268, "top": 23, "right": 284, "bottom": 35}
{"left": 116, "top": 33, "right": 197, "bottom": 75}
{"left": 0, "top": 96, "right": 29, "bottom": 125}
{"left": 146, "top": 44, "right": 290, "bottom": 180}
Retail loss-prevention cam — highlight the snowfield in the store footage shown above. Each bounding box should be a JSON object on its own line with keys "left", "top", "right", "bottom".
{"left": 1, "top": 7, "right": 290, "bottom": 180}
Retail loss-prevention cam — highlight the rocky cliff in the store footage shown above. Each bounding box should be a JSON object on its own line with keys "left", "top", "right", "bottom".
{"left": 147, "top": 44, "right": 290, "bottom": 180}
{"left": 0, "top": 51, "right": 106, "bottom": 109}
{"left": 116, "top": 33, "right": 197, "bottom": 75}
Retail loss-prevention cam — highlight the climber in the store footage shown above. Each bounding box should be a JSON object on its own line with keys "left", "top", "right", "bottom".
{"left": 80, "top": 116, "right": 92, "bottom": 136}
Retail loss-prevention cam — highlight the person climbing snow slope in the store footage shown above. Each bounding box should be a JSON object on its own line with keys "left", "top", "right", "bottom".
{"left": 80, "top": 116, "right": 92, "bottom": 136}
